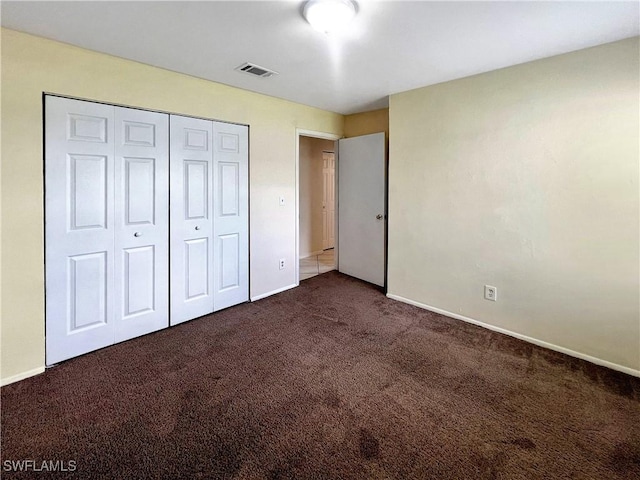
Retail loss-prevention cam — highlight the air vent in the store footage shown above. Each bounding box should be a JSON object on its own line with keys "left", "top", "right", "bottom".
{"left": 235, "top": 62, "right": 278, "bottom": 79}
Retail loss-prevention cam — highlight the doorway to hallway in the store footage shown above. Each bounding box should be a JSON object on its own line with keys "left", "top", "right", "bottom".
{"left": 296, "top": 131, "right": 340, "bottom": 284}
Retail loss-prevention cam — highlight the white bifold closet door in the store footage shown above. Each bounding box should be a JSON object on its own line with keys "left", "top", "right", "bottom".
{"left": 45, "top": 96, "right": 169, "bottom": 365}
{"left": 170, "top": 116, "right": 249, "bottom": 325}
{"left": 169, "top": 116, "right": 215, "bottom": 324}
{"left": 114, "top": 107, "right": 169, "bottom": 342}
{"left": 211, "top": 121, "right": 249, "bottom": 312}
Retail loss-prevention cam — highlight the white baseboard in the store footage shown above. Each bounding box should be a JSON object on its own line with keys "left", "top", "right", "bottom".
{"left": 251, "top": 283, "right": 297, "bottom": 302}
{"left": 387, "top": 293, "right": 640, "bottom": 378}
{"left": 1, "top": 366, "right": 46, "bottom": 387}
{"left": 299, "top": 250, "right": 324, "bottom": 260}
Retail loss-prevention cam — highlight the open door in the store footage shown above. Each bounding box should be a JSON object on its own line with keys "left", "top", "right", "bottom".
{"left": 337, "top": 132, "right": 386, "bottom": 287}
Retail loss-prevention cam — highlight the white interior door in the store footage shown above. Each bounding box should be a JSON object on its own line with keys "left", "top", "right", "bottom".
{"left": 114, "top": 107, "right": 169, "bottom": 342}
{"left": 322, "top": 152, "right": 335, "bottom": 250}
{"left": 170, "top": 115, "right": 214, "bottom": 324}
{"left": 338, "top": 132, "right": 386, "bottom": 287}
{"left": 45, "top": 96, "right": 116, "bottom": 364}
{"left": 212, "top": 121, "right": 249, "bottom": 311}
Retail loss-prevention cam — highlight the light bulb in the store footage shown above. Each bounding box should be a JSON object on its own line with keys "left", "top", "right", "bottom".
{"left": 303, "top": 0, "right": 357, "bottom": 34}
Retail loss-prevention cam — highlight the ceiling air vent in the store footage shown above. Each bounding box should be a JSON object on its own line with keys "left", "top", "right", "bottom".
{"left": 235, "top": 62, "right": 278, "bottom": 79}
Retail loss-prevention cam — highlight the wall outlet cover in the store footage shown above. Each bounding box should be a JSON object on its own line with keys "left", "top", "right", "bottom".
{"left": 484, "top": 285, "right": 497, "bottom": 301}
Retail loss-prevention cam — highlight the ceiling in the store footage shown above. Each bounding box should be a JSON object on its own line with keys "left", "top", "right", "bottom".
{"left": 2, "top": 1, "right": 638, "bottom": 115}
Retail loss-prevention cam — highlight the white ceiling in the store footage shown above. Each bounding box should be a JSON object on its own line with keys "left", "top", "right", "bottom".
{"left": 2, "top": 1, "right": 638, "bottom": 115}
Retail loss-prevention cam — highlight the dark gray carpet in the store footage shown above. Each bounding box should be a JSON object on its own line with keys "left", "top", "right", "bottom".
{"left": 2, "top": 271, "right": 639, "bottom": 479}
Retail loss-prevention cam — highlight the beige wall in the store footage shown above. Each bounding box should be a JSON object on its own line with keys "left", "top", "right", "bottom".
{"left": 0, "top": 28, "right": 343, "bottom": 384}
{"left": 299, "top": 136, "right": 335, "bottom": 258}
{"left": 388, "top": 37, "right": 640, "bottom": 374}
{"left": 344, "top": 108, "right": 389, "bottom": 141}
{"left": 3, "top": 27, "right": 637, "bottom": 383}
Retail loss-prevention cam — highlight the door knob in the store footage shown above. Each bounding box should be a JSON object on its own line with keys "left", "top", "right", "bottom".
{"left": 376, "top": 214, "right": 383, "bottom": 220}
{"left": 195, "top": 226, "right": 201, "bottom": 230}
{"left": 134, "top": 232, "right": 142, "bottom": 237}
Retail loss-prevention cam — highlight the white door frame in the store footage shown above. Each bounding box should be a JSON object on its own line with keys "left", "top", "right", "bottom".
{"left": 295, "top": 129, "right": 341, "bottom": 285}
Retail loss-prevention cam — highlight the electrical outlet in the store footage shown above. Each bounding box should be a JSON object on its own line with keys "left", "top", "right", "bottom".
{"left": 484, "top": 285, "right": 497, "bottom": 302}
{"left": 279, "top": 258, "right": 285, "bottom": 270}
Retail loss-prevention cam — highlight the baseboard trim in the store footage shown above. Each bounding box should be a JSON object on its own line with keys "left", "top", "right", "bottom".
{"left": 387, "top": 293, "right": 640, "bottom": 378}
{"left": 1, "top": 367, "right": 46, "bottom": 387}
{"left": 299, "top": 250, "right": 324, "bottom": 260}
{"left": 251, "top": 284, "right": 297, "bottom": 302}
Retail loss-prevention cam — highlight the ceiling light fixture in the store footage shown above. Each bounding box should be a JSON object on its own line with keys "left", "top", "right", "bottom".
{"left": 303, "top": 0, "right": 357, "bottom": 34}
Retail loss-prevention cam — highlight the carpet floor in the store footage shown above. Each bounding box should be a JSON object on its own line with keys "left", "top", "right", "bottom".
{"left": 2, "top": 271, "right": 639, "bottom": 479}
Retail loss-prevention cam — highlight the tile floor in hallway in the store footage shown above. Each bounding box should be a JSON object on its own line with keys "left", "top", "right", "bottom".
{"left": 300, "top": 249, "right": 335, "bottom": 281}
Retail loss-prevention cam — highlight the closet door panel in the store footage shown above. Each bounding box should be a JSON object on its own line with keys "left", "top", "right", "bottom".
{"left": 45, "top": 97, "right": 116, "bottom": 365}
{"left": 114, "top": 107, "right": 169, "bottom": 342}
{"left": 170, "top": 115, "right": 214, "bottom": 324}
{"left": 212, "top": 122, "right": 249, "bottom": 311}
